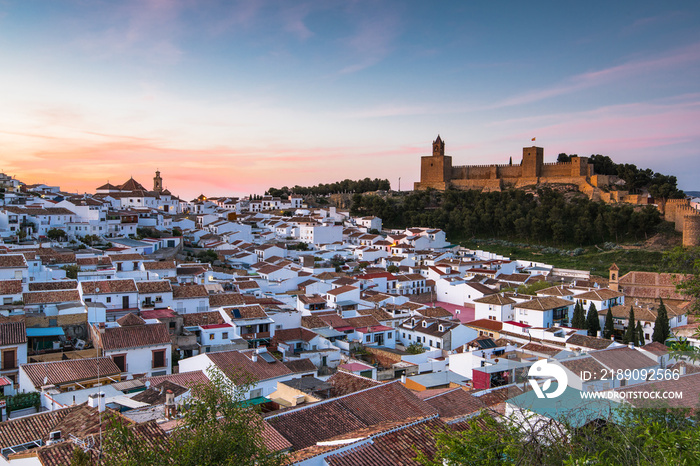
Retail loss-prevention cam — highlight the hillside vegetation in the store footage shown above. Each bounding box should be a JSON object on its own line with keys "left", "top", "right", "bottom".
{"left": 351, "top": 187, "right": 663, "bottom": 247}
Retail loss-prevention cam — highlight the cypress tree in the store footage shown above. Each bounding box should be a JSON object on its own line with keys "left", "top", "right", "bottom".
{"left": 652, "top": 298, "right": 671, "bottom": 344}
{"left": 572, "top": 301, "right": 586, "bottom": 329}
{"left": 586, "top": 302, "right": 600, "bottom": 336}
{"left": 603, "top": 308, "right": 614, "bottom": 339}
{"left": 636, "top": 321, "right": 645, "bottom": 347}
{"left": 623, "top": 306, "right": 636, "bottom": 344}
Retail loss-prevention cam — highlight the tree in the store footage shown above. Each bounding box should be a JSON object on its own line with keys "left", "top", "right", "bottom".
{"left": 422, "top": 406, "right": 700, "bottom": 465}
{"left": 623, "top": 306, "right": 636, "bottom": 344}
{"left": 571, "top": 301, "right": 586, "bottom": 329}
{"left": 406, "top": 342, "right": 425, "bottom": 354}
{"left": 557, "top": 153, "right": 571, "bottom": 163}
{"left": 603, "top": 308, "right": 614, "bottom": 339}
{"left": 102, "top": 368, "right": 284, "bottom": 466}
{"left": 652, "top": 298, "right": 671, "bottom": 344}
{"left": 636, "top": 320, "right": 645, "bottom": 347}
{"left": 47, "top": 228, "right": 66, "bottom": 242}
{"left": 665, "top": 246, "right": 700, "bottom": 314}
{"left": 585, "top": 303, "right": 600, "bottom": 336}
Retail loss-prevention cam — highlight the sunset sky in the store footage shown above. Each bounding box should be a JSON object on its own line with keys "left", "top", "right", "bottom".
{"left": 1, "top": 1, "right": 700, "bottom": 200}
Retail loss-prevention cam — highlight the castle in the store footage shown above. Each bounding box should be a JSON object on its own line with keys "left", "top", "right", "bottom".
{"left": 414, "top": 136, "right": 700, "bottom": 247}
{"left": 414, "top": 135, "right": 609, "bottom": 193}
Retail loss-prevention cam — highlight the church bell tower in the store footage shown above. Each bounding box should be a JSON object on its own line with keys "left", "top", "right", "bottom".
{"left": 153, "top": 170, "right": 163, "bottom": 193}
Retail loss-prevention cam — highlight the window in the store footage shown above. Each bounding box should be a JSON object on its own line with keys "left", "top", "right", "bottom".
{"left": 112, "top": 354, "right": 126, "bottom": 372}
{"left": 366, "top": 335, "right": 371, "bottom": 343}
{"left": 222, "top": 332, "right": 229, "bottom": 339}
{"left": 209, "top": 334, "right": 215, "bottom": 340}
{"left": 106, "top": 297, "right": 111, "bottom": 303}
{"left": 402, "top": 333, "right": 406, "bottom": 338}
{"left": 436, "top": 342, "right": 440, "bottom": 349}
{"left": 2, "top": 349, "right": 17, "bottom": 370}
{"left": 387, "top": 332, "right": 392, "bottom": 339}
{"left": 249, "top": 388, "right": 262, "bottom": 399}
{"left": 152, "top": 349, "right": 166, "bottom": 368}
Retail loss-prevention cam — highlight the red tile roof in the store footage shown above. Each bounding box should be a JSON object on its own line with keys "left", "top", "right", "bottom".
{"left": 21, "top": 357, "right": 121, "bottom": 388}
{"left": 95, "top": 322, "right": 172, "bottom": 350}
{"left": 81, "top": 279, "right": 138, "bottom": 294}
{"left": 0, "top": 321, "right": 26, "bottom": 345}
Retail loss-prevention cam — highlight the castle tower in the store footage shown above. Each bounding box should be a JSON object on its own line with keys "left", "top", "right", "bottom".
{"left": 153, "top": 170, "right": 163, "bottom": 193}
{"left": 521, "top": 146, "right": 544, "bottom": 178}
{"left": 609, "top": 263, "right": 619, "bottom": 292}
{"left": 432, "top": 135, "right": 445, "bottom": 156}
{"left": 683, "top": 215, "right": 700, "bottom": 247}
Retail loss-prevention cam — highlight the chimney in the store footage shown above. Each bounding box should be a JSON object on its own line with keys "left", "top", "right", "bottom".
{"left": 87, "top": 392, "right": 105, "bottom": 412}
{"left": 251, "top": 353, "right": 258, "bottom": 362}
{"left": 610, "top": 335, "right": 615, "bottom": 342}
{"left": 400, "top": 374, "right": 406, "bottom": 384}
{"left": 165, "top": 389, "right": 176, "bottom": 419}
{"left": 98, "top": 322, "right": 105, "bottom": 334}
{"left": 597, "top": 330, "right": 602, "bottom": 338}
{"left": 628, "top": 342, "right": 634, "bottom": 349}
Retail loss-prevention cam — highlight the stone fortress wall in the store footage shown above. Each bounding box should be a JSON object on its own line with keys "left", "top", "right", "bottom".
{"left": 414, "top": 136, "right": 700, "bottom": 246}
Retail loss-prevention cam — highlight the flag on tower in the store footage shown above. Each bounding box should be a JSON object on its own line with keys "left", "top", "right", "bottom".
{"left": 531, "top": 137, "right": 536, "bottom": 141}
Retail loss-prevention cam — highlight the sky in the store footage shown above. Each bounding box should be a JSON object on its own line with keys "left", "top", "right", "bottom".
{"left": 1, "top": 1, "right": 700, "bottom": 200}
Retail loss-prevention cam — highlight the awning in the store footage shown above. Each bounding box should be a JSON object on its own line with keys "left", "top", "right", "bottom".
{"left": 242, "top": 396, "right": 269, "bottom": 407}
{"left": 26, "top": 327, "right": 65, "bottom": 337}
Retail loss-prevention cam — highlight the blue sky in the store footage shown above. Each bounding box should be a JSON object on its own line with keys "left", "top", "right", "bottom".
{"left": 1, "top": 1, "right": 699, "bottom": 199}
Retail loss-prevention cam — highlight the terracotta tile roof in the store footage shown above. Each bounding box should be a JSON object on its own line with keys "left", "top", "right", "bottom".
{"left": 299, "top": 294, "right": 327, "bottom": 305}
{"left": 95, "top": 322, "right": 172, "bottom": 350}
{"left": 605, "top": 302, "right": 685, "bottom": 322}
{"left": 0, "top": 321, "right": 26, "bottom": 345}
{"left": 357, "top": 307, "right": 394, "bottom": 322}
{"left": 27, "top": 280, "right": 77, "bottom": 292}
{"left": 262, "top": 419, "right": 293, "bottom": 452}
{"left": 271, "top": 327, "right": 318, "bottom": 345}
{"left": 536, "top": 285, "right": 575, "bottom": 297}
{"left": 423, "top": 388, "right": 486, "bottom": 420}
{"left": 223, "top": 304, "right": 268, "bottom": 320}
{"left": 574, "top": 289, "right": 623, "bottom": 300}
{"left": 23, "top": 289, "right": 81, "bottom": 304}
{"left": 172, "top": 284, "right": 208, "bottom": 299}
{"left": 324, "top": 418, "right": 449, "bottom": 466}
{"left": 515, "top": 296, "right": 574, "bottom": 311}
{"left": 283, "top": 358, "right": 317, "bottom": 374}
{"left": 144, "top": 370, "right": 210, "bottom": 389}
{"left": 182, "top": 311, "right": 225, "bottom": 327}
{"left": 0, "top": 254, "right": 27, "bottom": 268}
{"left": 208, "top": 292, "right": 246, "bottom": 307}
{"left": 566, "top": 334, "right": 614, "bottom": 350}
{"left": 616, "top": 372, "right": 700, "bottom": 410}
{"left": 344, "top": 315, "right": 382, "bottom": 330}
{"left": 416, "top": 306, "right": 453, "bottom": 318}
{"left": 589, "top": 347, "right": 657, "bottom": 372}
{"left": 265, "top": 381, "right": 437, "bottom": 451}
{"left": 142, "top": 260, "right": 176, "bottom": 270}
{"left": 0, "top": 405, "right": 77, "bottom": 452}
{"left": 136, "top": 280, "right": 172, "bottom": 294}
{"left": 301, "top": 315, "right": 328, "bottom": 329}
{"left": 207, "top": 350, "right": 292, "bottom": 382}
{"left": 327, "top": 285, "right": 358, "bottom": 296}
{"left": 521, "top": 342, "right": 561, "bottom": 356}
{"left": 465, "top": 319, "right": 503, "bottom": 332}
{"left": 473, "top": 294, "right": 516, "bottom": 305}
{"left": 560, "top": 357, "right": 608, "bottom": 381}
{"left": 641, "top": 341, "right": 669, "bottom": 355}
{"left": 116, "top": 312, "right": 146, "bottom": 327}
{"left": 131, "top": 379, "right": 189, "bottom": 405}
{"left": 109, "top": 253, "right": 144, "bottom": 261}
{"left": 81, "top": 279, "right": 137, "bottom": 294}
{"left": 0, "top": 279, "right": 22, "bottom": 295}
{"left": 21, "top": 357, "right": 121, "bottom": 388}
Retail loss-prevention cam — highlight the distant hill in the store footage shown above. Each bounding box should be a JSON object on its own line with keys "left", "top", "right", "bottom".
{"left": 685, "top": 191, "right": 700, "bottom": 198}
